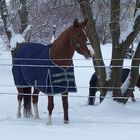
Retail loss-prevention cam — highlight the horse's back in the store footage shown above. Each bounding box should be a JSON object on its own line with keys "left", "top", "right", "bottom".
{"left": 13, "top": 42, "right": 51, "bottom": 59}
{"left": 12, "top": 42, "right": 51, "bottom": 88}
{"left": 12, "top": 42, "right": 77, "bottom": 94}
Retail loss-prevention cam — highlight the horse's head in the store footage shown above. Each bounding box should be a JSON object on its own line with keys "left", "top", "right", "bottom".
{"left": 70, "top": 18, "right": 95, "bottom": 59}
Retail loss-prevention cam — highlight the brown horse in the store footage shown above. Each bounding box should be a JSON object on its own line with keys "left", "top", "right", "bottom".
{"left": 12, "top": 18, "right": 94, "bottom": 124}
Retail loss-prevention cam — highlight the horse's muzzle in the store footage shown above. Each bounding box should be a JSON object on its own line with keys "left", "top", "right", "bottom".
{"left": 87, "top": 44, "right": 95, "bottom": 58}
{"left": 84, "top": 52, "right": 92, "bottom": 59}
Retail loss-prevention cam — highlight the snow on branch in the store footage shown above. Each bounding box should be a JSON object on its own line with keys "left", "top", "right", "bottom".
{"left": 10, "top": 33, "right": 25, "bottom": 50}
{"left": 22, "top": 24, "right": 32, "bottom": 37}
{"left": 120, "top": 1, "right": 140, "bottom": 44}
{"left": 10, "top": 24, "right": 32, "bottom": 50}
{"left": 7, "top": 24, "right": 15, "bottom": 37}
{"left": 135, "top": 9, "right": 140, "bottom": 19}
{"left": 120, "top": 14, "right": 140, "bottom": 48}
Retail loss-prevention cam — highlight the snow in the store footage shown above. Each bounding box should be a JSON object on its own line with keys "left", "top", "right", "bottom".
{"left": 50, "top": 35, "right": 56, "bottom": 43}
{"left": 9, "top": 25, "right": 32, "bottom": 50}
{"left": 10, "top": 34, "right": 25, "bottom": 50}
{"left": 119, "top": 20, "right": 134, "bottom": 43}
{"left": 1, "top": 42, "right": 140, "bottom": 140}
{"left": 135, "top": 9, "right": 140, "bottom": 19}
{"left": 0, "top": 37, "right": 8, "bottom": 53}
{"left": 119, "top": 13, "right": 140, "bottom": 43}
{"left": 87, "top": 38, "right": 95, "bottom": 57}
{"left": 105, "top": 66, "right": 111, "bottom": 81}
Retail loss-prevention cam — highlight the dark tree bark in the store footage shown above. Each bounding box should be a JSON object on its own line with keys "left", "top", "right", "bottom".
{"left": 0, "top": 0, "right": 11, "bottom": 40}
{"left": 109, "top": 0, "right": 123, "bottom": 99}
{"left": 122, "top": 41, "right": 140, "bottom": 104}
{"left": 0, "top": 0, "right": 30, "bottom": 43}
{"left": 78, "top": 0, "right": 107, "bottom": 96}
{"left": 78, "top": 0, "right": 140, "bottom": 104}
{"left": 19, "top": 0, "right": 28, "bottom": 33}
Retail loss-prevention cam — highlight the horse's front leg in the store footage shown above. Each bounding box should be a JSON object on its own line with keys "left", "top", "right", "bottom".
{"left": 32, "top": 88, "right": 40, "bottom": 119}
{"left": 62, "top": 92, "right": 69, "bottom": 123}
{"left": 47, "top": 95, "right": 54, "bottom": 125}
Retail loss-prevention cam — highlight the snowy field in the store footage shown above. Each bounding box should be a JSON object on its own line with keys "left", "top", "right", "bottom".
{"left": 1, "top": 40, "right": 140, "bottom": 140}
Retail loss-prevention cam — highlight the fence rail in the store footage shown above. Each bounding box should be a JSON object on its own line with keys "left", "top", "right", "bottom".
{"left": 0, "top": 91, "right": 139, "bottom": 99}
{"left": 0, "top": 63, "right": 140, "bottom": 68}
{"left": 0, "top": 59, "right": 140, "bottom": 99}
{"left": 1, "top": 58, "right": 140, "bottom": 61}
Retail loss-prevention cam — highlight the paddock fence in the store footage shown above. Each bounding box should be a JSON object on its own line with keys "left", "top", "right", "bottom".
{"left": 0, "top": 57, "right": 140, "bottom": 100}
{"left": 1, "top": 57, "right": 140, "bottom": 125}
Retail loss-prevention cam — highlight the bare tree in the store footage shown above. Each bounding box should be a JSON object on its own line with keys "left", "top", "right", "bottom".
{"left": 19, "top": 0, "right": 28, "bottom": 33}
{"left": 0, "top": 0, "right": 11, "bottom": 40}
{"left": 0, "top": 0, "right": 31, "bottom": 47}
{"left": 78, "top": 0, "right": 140, "bottom": 104}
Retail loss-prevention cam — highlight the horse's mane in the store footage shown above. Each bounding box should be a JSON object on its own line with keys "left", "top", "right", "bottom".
{"left": 53, "top": 25, "right": 73, "bottom": 45}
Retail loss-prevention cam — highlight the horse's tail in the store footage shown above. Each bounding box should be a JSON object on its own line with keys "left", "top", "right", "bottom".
{"left": 23, "top": 87, "right": 32, "bottom": 118}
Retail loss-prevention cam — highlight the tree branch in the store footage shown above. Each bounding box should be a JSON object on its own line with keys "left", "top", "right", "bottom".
{"left": 0, "top": 0, "right": 12, "bottom": 40}
{"left": 122, "top": 41, "right": 140, "bottom": 104}
{"left": 121, "top": 15, "right": 140, "bottom": 50}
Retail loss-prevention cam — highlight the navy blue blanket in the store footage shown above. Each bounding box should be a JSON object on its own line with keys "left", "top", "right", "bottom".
{"left": 12, "top": 43, "right": 77, "bottom": 94}
{"left": 90, "top": 68, "right": 130, "bottom": 84}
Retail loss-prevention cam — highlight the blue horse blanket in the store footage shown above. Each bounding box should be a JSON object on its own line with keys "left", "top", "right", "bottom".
{"left": 90, "top": 68, "right": 130, "bottom": 85}
{"left": 12, "top": 43, "right": 77, "bottom": 94}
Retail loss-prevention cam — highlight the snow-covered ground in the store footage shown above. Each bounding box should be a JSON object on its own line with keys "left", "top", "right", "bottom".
{"left": 1, "top": 42, "right": 140, "bottom": 140}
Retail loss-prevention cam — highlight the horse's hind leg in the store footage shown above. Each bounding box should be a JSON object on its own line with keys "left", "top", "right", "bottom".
{"left": 17, "top": 87, "right": 24, "bottom": 118}
{"left": 23, "top": 87, "right": 32, "bottom": 118}
{"left": 47, "top": 95, "right": 54, "bottom": 125}
{"left": 88, "top": 81, "right": 97, "bottom": 105}
{"left": 88, "top": 78, "right": 97, "bottom": 105}
{"left": 130, "top": 92, "right": 136, "bottom": 102}
{"left": 32, "top": 88, "right": 40, "bottom": 119}
{"left": 62, "top": 92, "right": 69, "bottom": 123}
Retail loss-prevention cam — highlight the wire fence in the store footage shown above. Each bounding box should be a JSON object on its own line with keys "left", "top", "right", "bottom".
{"left": 1, "top": 64, "right": 140, "bottom": 68}
{"left": 0, "top": 58, "right": 140, "bottom": 99}
{"left": 0, "top": 91, "right": 139, "bottom": 100}
{"left": 1, "top": 60, "right": 140, "bottom": 125}
{"left": 0, "top": 57, "right": 140, "bottom": 61}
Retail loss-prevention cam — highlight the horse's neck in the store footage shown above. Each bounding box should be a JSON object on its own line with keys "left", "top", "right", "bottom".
{"left": 50, "top": 28, "right": 74, "bottom": 68}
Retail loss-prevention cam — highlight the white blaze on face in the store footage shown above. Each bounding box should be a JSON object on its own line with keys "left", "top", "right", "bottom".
{"left": 86, "top": 38, "right": 95, "bottom": 57}
{"left": 82, "top": 29, "right": 95, "bottom": 58}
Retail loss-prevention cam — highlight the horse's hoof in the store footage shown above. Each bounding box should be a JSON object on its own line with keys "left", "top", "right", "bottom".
{"left": 17, "top": 113, "right": 21, "bottom": 118}
{"left": 64, "top": 120, "right": 69, "bottom": 124}
{"left": 47, "top": 121, "right": 52, "bottom": 125}
{"left": 47, "top": 115, "right": 52, "bottom": 125}
{"left": 23, "top": 113, "right": 33, "bottom": 118}
{"left": 132, "top": 99, "right": 136, "bottom": 102}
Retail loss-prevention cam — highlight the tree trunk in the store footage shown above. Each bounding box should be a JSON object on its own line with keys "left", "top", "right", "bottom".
{"left": 122, "top": 41, "right": 140, "bottom": 104}
{"left": 19, "top": 0, "right": 28, "bottom": 33}
{"left": 0, "top": 0, "right": 11, "bottom": 40}
{"left": 78, "top": 0, "right": 107, "bottom": 95}
{"left": 109, "top": 0, "right": 123, "bottom": 99}
{"left": 78, "top": 0, "right": 140, "bottom": 104}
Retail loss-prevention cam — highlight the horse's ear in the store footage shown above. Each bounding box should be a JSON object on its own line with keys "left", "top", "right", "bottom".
{"left": 82, "top": 18, "right": 88, "bottom": 27}
{"left": 73, "top": 18, "right": 79, "bottom": 28}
